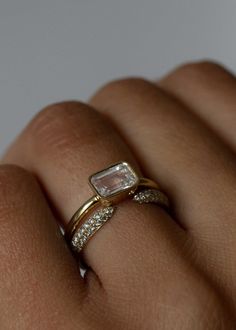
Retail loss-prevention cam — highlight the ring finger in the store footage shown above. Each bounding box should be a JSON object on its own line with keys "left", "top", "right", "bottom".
{"left": 2, "top": 102, "right": 186, "bottom": 285}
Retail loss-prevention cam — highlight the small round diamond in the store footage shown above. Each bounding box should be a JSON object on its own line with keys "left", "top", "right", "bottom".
{"left": 71, "top": 206, "right": 115, "bottom": 252}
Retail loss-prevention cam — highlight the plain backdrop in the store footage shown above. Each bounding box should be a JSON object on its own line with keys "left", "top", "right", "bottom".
{"left": 0, "top": 0, "right": 236, "bottom": 154}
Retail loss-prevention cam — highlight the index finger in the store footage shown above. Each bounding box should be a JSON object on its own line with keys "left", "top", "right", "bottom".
{"left": 0, "top": 165, "right": 92, "bottom": 329}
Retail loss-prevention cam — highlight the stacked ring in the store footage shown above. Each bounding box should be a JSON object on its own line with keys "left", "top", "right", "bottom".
{"left": 65, "top": 161, "right": 170, "bottom": 253}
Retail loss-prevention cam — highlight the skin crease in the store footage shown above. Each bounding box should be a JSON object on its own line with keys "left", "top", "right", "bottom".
{"left": 0, "top": 60, "right": 236, "bottom": 329}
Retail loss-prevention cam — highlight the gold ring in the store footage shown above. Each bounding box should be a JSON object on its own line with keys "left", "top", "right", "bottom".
{"left": 65, "top": 161, "right": 170, "bottom": 253}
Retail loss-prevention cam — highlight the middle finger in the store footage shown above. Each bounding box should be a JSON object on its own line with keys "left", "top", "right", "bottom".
{"left": 90, "top": 78, "right": 236, "bottom": 292}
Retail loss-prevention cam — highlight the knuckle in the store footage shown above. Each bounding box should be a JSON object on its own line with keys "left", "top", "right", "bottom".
{"left": 91, "top": 77, "right": 161, "bottom": 121}
{"left": 28, "top": 101, "right": 99, "bottom": 156}
{"left": 30, "top": 101, "right": 87, "bottom": 135}
{"left": 92, "top": 77, "right": 151, "bottom": 101}
{"left": 168, "top": 60, "right": 226, "bottom": 83}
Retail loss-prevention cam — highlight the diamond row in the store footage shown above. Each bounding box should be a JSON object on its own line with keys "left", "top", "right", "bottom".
{"left": 133, "top": 189, "right": 169, "bottom": 208}
{"left": 71, "top": 189, "right": 169, "bottom": 253}
{"left": 71, "top": 206, "right": 115, "bottom": 252}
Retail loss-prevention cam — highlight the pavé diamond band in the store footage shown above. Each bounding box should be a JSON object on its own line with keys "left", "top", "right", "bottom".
{"left": 65, "top": 161, "right": 170, "bottom": 253}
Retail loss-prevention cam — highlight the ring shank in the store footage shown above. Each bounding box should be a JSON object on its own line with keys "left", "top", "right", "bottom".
{"left": 65, "top": 195, "right": 100, "bottom": 242}
{"left": 65, "top": 177, "right": 164, "bottom": 243}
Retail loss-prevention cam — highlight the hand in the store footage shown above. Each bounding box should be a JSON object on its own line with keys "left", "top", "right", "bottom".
{"left": 1, "top": 61, "right": 236, "bottom": 329}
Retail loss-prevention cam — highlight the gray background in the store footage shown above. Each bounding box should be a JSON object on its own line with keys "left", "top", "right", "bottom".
{"left": 0, "top": 0, "right": 236, "bottom": 154}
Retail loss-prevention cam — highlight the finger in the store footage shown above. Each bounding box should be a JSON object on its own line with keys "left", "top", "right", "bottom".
{"left": 90, "top": 78, "right": 236, "bottom": 233}
{"left": 159, "top": 61, "right": 236, "bottom": 151}
{"left": 90, "top": 78, "right": 236, "bottom": 299}
{"left": 0, "top": 165, "right": 90, "bottom": 329}
{"left": 2, "top": 102, "right": 187, "bottom": 290}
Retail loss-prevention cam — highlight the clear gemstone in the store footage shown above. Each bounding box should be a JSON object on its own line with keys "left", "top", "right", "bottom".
{"left": 90, "top": 162, "right": 138, "bottom": 198}
{"left": 71, "top": 239, "right": 78, "bottom": 247}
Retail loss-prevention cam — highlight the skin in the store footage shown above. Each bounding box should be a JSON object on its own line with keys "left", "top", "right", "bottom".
{"left": 0, "top": 60, "right": 236, "bottom": 329}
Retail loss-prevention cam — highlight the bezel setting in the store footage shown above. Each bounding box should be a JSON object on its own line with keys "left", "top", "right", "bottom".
{"left": 89, "top": 161, "right": 139, "bottom": 200}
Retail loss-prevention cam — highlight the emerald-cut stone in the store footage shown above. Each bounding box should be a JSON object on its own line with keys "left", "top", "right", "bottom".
{"left": 89, "top": 162, "right": 139, "bottom": 198}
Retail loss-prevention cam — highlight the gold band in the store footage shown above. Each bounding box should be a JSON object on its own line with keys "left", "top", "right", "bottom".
{"left": 65, "top": 161, "right": 170, "bottom": 253}
{"left": 65, "top": 177, "right": 166, "bottom": 244}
